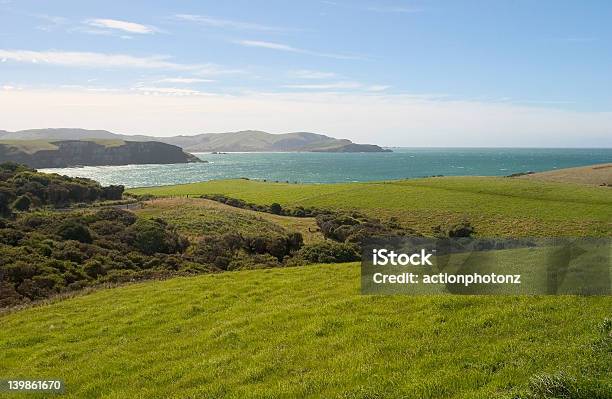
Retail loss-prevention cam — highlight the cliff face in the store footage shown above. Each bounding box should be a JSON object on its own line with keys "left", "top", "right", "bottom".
{"left": 0, "top": 140, "right": 201, "bottom": 168}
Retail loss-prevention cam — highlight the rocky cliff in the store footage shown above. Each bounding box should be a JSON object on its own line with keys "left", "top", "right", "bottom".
{"left": 0, "top": 140, "right": 202, "bottom": 168}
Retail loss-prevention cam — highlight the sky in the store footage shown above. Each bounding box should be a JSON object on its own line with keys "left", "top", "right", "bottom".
{"left": 0, "top": 0, "right": 611, "bottom": 147}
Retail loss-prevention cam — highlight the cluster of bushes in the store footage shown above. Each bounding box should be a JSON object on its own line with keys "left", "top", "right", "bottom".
{"left": 290, "top": 241, "right": 360, "bottom": 264}
{"left": 316, "top": 212, "right": 415, "bottom": 244}
{"left": 191, "top": 232, "right": 304, "bottom": 271}
{"left": 200, "top": 194, "right": 322, "bottom": 217}
{"left": 0, "top": 208, "right": 191, "bottom": 307}
{"left": 432, "top": 221, "right": 475, "bottom": 238}
{"left": 0, "top": 162, "right": 124, "bottom": 216}
{"left": 0, "top": 204, "right": 318, "bottom": 307}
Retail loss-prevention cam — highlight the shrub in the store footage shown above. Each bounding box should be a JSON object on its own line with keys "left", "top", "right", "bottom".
{"left": 295, "top": 241, "right": 360, "bottom": 264}
{"left": 126, "top": 218, "right": 188, "bottom": 255}
{"left": 95, "top": 208, "right": 137, "bottom": 225}
{"left": 83, "top": 259, "right": 106, "bottom": 278}
{"left": 11, "top": 195, "right": 32, "bottom": 212}
{"left": 448, "top": 221, "right": 475, "bottom": 237}
{"left": 56, "top": 219, "right": 93, "bottom": 243}
{"left": 270, "top": 202, "right": 282, "bottom": 215}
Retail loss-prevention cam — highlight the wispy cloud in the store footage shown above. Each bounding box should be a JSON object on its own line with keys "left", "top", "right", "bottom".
{"left": 84, "top": 18, "right": 157, "bottom": 34}
{"left": 283, "top": 81, "right": 389, "bottom": 91}
{"left": 133, "top": 86, "right": 213, "bottom": 96}
{"left": 154, "top": 77, "right": 215, "bottom": 84}
{"left": 175, "top": 14, "right": 283, "bottom": 31}
{"left": 0, "top": 49, "right": 240, "bottom": 75}
{"left": 236, "top": 40, "right": 364, "bottom": 60}
{"left": 289, "top": 69, "right": 338, "bottom": 79}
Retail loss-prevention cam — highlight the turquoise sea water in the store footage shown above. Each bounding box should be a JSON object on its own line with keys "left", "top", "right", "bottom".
{"left": 40, "top": 148, "right": 612, "bottom": 188}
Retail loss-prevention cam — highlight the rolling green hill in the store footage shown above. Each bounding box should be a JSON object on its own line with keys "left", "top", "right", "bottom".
{"left": 128, "top": 177, "right": 612, "bottom": 237}
{"left": 2, "top": 176, "right": 610, "bottom": 398}
{"left": 135, "top": 197, "right": 324, "bottom": 244}
{"left": 1, "top": 263, "right": 610, "bottom": 398}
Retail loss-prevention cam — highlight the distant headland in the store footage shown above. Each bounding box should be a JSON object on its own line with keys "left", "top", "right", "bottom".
{"left": 0, "top": 128, "right": 391, "bottom": 155}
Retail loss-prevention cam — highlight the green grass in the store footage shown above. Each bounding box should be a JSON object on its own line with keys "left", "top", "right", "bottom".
{"left": 128, "top": 177, "right": 612, "bottom": 237}
{"left": 2, "top": 177, "right": 610, "bottom": 398}
{"left": 0, "top": 139, "right": 125, "bottom": 154}
{"left": 134, "top": 198, "right": 323, "bottom": 243}
{"left": 0, "top": 140, "right": 59, "bottom": 154}
{"left": 1, "top": 263, "right": 610, "bottom": 399}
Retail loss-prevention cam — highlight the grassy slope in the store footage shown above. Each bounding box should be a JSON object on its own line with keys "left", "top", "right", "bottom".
{"left": 129, "top": 177, "right": 612, "bottom": 236}
{"left": 1, "top": 263, "right": 610, "bottom": 399}
{"left": 135, "top": 198, "right": 324, "bottom": 243}
{"left": 519, "top": 163, "right": 612, "bottom": 186}
{"left": 2, "top": 177, "right": 610, "bottom": 398}
{"left": 0, "top": 140, "right": 59, "bottom": 154}
{"left": 0, "top": 139, "right": 126, "bottom": 154}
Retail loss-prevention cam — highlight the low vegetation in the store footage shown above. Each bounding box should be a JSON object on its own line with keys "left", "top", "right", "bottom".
{"left": 0, "top": 162, "right": 124, "bottom": 217}
{"left": 1, "top": 263, "right": 610, "bottom": 398}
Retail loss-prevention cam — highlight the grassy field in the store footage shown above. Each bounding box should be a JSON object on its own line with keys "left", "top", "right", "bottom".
{"left": 519, "top": 163, "right": 612, "bottom": 186}
{"left": 134, "top": 198, "right": 324, "bottom": 243}
{"left": 0, "top": 140, "right": 59, "bottom": 154}
{"left": 0, "top": 139, "right": 126, "bottom": 154}
{"left": 2, "top": 177, "right": 610, "bottom": 398}
{"left": 129, "top": 177, "right": 612, "bottom": 237}
{"left": 1, "top": 263, "right": 610, "bottom": 399}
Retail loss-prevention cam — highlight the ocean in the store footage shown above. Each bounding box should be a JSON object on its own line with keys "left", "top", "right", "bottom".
{"left": 39, "top": 148, "right": 612, "bottom": 188}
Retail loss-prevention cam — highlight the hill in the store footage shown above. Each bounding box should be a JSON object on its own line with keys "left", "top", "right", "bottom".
{"left": 1, "top": 263, "right": 610, "bottom": 398}
{"left": 157, "top": 130, "right": 390, "bottom": 152}
{"left": 0, "top": 128, "right": 390, "bottom": 153}
{"left": 128, "top": 177, "right": 612, "bottom": 237}
{"left": 517, "top": 163, "right": 612, "bottom": 186}
{"left": 1, "top": 175, "right": 611, "bottom": 397}
{"left": 0, "top": 139, "right": 201, "bottom": 168}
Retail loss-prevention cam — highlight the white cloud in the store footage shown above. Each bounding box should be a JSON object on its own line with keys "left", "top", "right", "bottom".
{"left": 155, "top": 77, "right": 215, "bottom": 84}
{"left": 84, "top": 18, "right": 157, "bottom": 34}
{"left": 175, "top": 14, "right": 282, "bottom": 31}
{"left": 236, "top": 40, "right": 364, "bottom": 60}
{"left": 283, "top": 81, "right": 389, "bottom": 91}
{"left": 283, "top": 81, "right": 363, "bottom": 90}
{"left": 290, "top": 70, "right": 338, "bottom": 79}
{"left": 366, "top": 85, "right": 391, "bottom": 92}
{"left": 1, "top": 88, "right": 610, "bottom": 147}
{"left": 133, "top": 87, "right": 212, "bottom": 96}
{"left": 0, "top": 49, "right": 240, "bottom": 75}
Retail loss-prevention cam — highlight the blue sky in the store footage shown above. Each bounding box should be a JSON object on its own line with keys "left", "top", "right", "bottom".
{"left": 0, "top": 0, "right": 611, "bottom": 146}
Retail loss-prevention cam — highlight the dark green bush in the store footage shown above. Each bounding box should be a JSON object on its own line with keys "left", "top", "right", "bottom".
{"left": 126, "top": 218, "right": 188, "bottom": 255}
{"left": 295, "top": 241, "right": 360, "bottom": 264}
{"left": 56, "top": 219, "right": 93, "bottom": 243}
{"left": 270, "top": 202, "right": 282, "bottom": 215}
{"left": 11, "top": 195, "right": 32, "bottom": 212}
